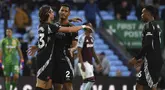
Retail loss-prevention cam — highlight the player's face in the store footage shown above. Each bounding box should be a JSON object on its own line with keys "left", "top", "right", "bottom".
{"left": 86, "top": 23, "right": 93, "bottom": 33}
{"left": 6, "top": 29, "right": 12, "bottom": 37}
{"left": 141, "top": 8, "right": 149, "bottom": 22}
{"left": 59, "top": 6, "right": 70, "bottom": 20}
{"left": 48, "top": 8, "right": 55, "bottom": 21}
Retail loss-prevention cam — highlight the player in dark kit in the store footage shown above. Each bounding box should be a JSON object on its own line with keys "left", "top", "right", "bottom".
{"left": 129, "top": 5, "right": 163, "bottom": 90}
{"left": 33, "top": 5, "right": 92, "bottom": 90}
{"left": 78, "top": 23, "right": 102, "bottom": 90}
{"left": 53, "top": 4, "right": 79, "bottom": 90}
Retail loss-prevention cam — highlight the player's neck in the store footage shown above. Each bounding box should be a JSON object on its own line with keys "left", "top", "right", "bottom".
{"left": 59, "top": 19, "right": 69, "bottom": 25}
{"left": 7, "top": 36, "right": 12, "bottom": 39}
{"left": 147, "top": 17, "right": 154, "bottom": 22}
{"left": 85, "top": 32, "right": 90, "bottom": 36}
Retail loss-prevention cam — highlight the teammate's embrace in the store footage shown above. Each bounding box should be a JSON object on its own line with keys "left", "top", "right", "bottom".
{"left": 0, "top": 28, "right": 24, "bottom": 90}
{"left": 53, "top": 4, "right": 78, "bottom": 90}
{"left": 78, "top": 22, "right": 102, "bottom": 90}
{"left": 34, "top": 5, "right": 92, "bottom": 90}
{"left": 129, "top": 5, "right": 163, "bottom": 90}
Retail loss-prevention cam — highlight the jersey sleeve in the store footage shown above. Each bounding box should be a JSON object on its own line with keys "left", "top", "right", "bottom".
{"left": 16, "top": 39, "right": 21, "bottom": 47}
{"left": 135, "top": 22, "right": 155, "bottom": 60}
{"left": 78, "top": 35, "right": 85, "bottom": 48}
{"left": 48, "top": 23, "right": 61, "bottom": 34}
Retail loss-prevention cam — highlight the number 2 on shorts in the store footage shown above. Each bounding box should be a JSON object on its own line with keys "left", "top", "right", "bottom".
{"left": 66, "top": 71, "right": 70, "bottom": 78}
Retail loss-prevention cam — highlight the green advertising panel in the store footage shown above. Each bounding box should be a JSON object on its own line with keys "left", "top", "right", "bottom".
{"left": 104, "top": 20, "right": 164, "bottom": 49}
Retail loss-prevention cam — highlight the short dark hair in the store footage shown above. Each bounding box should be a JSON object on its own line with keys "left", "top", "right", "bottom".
{"left": 144, "top": 5, "right": 155, "bottom": 16}
{"left": 61, "top": 4, "right": 71, "bottom": 11}
{"left": 39, "top": 5, "right": 52, "bottom": 24}
{"left": 6, "top": 28, "right": 12, "bottom": 31}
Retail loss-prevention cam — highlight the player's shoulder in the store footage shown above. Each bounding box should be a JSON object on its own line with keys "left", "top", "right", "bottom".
{"left": 78, "top": 33, "right": 86, "bottom": 40}
{"left": 68, "top": 22, "right": 74, "bottom": 26}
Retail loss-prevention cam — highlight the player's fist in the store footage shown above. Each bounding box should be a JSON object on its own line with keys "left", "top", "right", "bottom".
{"left": 27, "top": 46, "right": 38, "bottom": 56}
{"left": 96, "top": 64, "right": 102, "bottom": 72}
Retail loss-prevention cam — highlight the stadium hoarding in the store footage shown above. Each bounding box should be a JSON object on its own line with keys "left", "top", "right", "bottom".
{"left": 103, "top": 20, "right": 164, "bottom": 49}
{"left": 0, "top": 76, "right": 137, "bottom": 90}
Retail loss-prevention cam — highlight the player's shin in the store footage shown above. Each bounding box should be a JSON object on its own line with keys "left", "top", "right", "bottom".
{"left": 11, "top": 81, "right": 16, "bottom": 90}
{"left": 5, "top": 82, "right": 10, "bottom": 90}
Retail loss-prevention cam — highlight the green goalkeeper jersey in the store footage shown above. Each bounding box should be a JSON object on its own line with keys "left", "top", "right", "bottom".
{"left": 0, "top": 37, "right": 20, "bottom": 65}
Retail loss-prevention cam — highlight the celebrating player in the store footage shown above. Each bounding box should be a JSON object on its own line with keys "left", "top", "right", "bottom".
{"left": 129, "top": 5, "right": 163, "bottom": 90}
{"left": 53, "top": 4, "right": 79, "bottom": 90}
{"left": 0, "top": 28, "right": 24, "bottom": 90}
{"left": 78, "top": 22, "right": 102, "bottom": 90}
{"left": 34, "top": 5, "right": 92, "bottom": 90}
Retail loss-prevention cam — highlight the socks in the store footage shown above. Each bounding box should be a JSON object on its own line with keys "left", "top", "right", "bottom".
{"left": 36, "top": 87, "right": 44, "bottom": 90}
{"left": 5, "top": 82, "right": 10, "bottom": 90}
{"left": 84, "top": 82, "right": 94, "bottom": 90}
{"left": 11, "top": 81, "right": 16, "bottom": 90}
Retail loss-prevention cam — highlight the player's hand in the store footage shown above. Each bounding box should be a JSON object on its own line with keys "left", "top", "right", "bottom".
{"left": 128, "top": 57, "right": 138, "bottom": 67}
{"left": 27, "top": 46, "right": 38, "bottom": 56}
{"left": 69, "top": 48, "right": 74, "bottom": 58}
{"left": 81, "top": 63, "right": 85, "bottom": 72}
{"left": 96, "top": 64, "right": 102, "bottom": 72}
{"left": 82, "top": 25, "right": 94, "bottom": 32}
{"left": 69, "top": 17, "right": 82, "bottom": 22}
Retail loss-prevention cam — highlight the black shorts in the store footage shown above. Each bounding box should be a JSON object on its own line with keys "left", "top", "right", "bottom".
{"left": 36, "top": 50, "right": 53, "bottom": 81}
{"left": 136, "top": 63, "right": 161, "bottom": 88}
{"left": 53, "top": 56, "right": 74, "bottom": 84}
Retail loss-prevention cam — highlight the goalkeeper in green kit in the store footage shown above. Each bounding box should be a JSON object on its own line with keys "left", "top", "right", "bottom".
{"left": 0, "top": 28, "right": 24, "bottom": 90}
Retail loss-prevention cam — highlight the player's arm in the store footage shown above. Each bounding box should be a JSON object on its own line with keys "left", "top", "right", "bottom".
{"left": 59, "top": 25, "right": 91, "bottom": 33}
{"left": 50, "top": 23, "right": 93, "bottom": 33}
{"left": 135, "top": 22, "right": 154, "bottom": 60}
{"left": 91, "top": 47, "right": 100, "bottom": 65}
{"left": 70, "top": 32, "right": 78, "bottom": 57}
{"left": 129, "top": 23, "right": 154, "bottom": 66}
{"left": 92, "top": 47, "right": 102, "bottom": 71}
{"left": 78, "top": 35, "right": 85, "bottom": 72}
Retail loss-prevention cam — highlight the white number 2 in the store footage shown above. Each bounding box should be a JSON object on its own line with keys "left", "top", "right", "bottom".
{"left": 38, "top": 33, "right": 45, "bottom": 48}
{"left": 66, "top": 71, "right": 70, "bottom": 78}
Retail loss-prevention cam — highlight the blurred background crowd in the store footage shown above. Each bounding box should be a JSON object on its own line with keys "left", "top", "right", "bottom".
{"left": 0, "top": 0, "right": 165, "bottom": 78}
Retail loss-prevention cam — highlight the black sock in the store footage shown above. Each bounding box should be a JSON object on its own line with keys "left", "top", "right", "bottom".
{"left": 35, "top": 87, "right": 44, "bottom": 90}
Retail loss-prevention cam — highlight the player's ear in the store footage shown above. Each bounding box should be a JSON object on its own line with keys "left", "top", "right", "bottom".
{"left": 68, "top": 10, "right": 70, "bottom": 16}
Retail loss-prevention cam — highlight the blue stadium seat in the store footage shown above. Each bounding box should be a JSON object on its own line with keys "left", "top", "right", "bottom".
{"left": 102, "top": 15, "right": 114, "bottom": 20}
{"left": 116, "top": 66, "right": 128, "bottom": 71}
{"left": 109, "top": 60, "right": 122, "bottom": 66}
{"left": 70, "top": 10, "right": 77, "bottom": 16}
{"left": 77, "top": 10, "right": 84, "bottom": 16}
{"left": 107, "top": 55, "right": 119, "bottom": 61}
{"left": 104, "top": 50, "right": 114, "bottom": 55}
{"left": 110, "top": 66, "right": 118, "bottom": 72}
{"left": 121, "top": 71, "right": 131, "bottom": 76}
{"left": 127, "top": 15, "right": 137, "bottom": 20}
{"left": 100, "top": 11, "right": 109, "bottom": 16}
{"left": 109, "top": 71, "right": 116, "bottom": 77}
